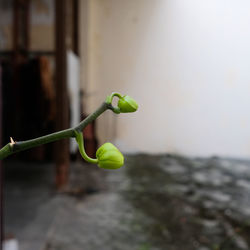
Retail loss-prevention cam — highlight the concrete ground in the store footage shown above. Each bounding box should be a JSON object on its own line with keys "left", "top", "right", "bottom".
{"left": 3, "top": 155, "right": 250, "bottom": 250}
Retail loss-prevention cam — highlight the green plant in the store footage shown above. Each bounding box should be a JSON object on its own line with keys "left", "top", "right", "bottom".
{"left": 0, "top": 92, "right": 138, "bottom": 169}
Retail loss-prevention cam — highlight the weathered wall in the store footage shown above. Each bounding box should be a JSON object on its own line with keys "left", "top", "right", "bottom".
{"left": 80, "top": 0, "right": 250, "bottom": 158}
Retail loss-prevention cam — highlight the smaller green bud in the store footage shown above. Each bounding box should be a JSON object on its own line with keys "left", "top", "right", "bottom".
{"left": 118, "top": 95, "right": 138, "bottom": 113}
{"left": 96, "top": 143, "right": 124, "bottom": 170}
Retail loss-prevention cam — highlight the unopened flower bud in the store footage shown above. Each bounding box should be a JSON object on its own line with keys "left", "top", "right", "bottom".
{"left": 118, "top": 95, "right": 138, "bottom": 113}
{"left": 96, "top": 143, "right": 124, "bottom": 169}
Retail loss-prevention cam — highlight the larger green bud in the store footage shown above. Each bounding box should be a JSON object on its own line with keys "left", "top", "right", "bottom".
{"left": 118, "top": 95, "right": 138, "bottom": 113}
{"left": 96, "top": 143, "right": 124, "bottom": 169}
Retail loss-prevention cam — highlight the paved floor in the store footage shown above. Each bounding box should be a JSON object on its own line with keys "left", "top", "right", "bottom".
{"left": 3, "top": 159, "right": 107, "bottom": 250}
{"left": 3, "top": 155, "right": 250, "bottom": 250}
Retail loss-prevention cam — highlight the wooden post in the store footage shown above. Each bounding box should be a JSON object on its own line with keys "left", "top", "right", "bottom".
{"left": 55, "top": 0, "right": 70, "bottom": 189}
{"left": 0, "top": 64, "right": 3, "bottom": 250}
{"left": 73, "top": 0, "right": 79, "bottom": 55}
{"left": 13, "top": 0, "right": 30, "bottom": 52}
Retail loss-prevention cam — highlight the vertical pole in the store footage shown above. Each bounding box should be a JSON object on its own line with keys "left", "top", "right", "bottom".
{"left": 13, "top": 0, "right": 30, "bottom": 52}
{"left": 55, "top": 0, "right": 70, "bottom": 189}
{"left": 0, "top": 65, "right": 3, "bottom": 250}
{"left": 73, "top": 0, "right": 79, "bottom": 55}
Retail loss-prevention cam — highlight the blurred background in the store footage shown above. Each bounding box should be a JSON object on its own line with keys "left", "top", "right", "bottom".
{"left": 1, "top": 0, "right": 250, "bottom": 249}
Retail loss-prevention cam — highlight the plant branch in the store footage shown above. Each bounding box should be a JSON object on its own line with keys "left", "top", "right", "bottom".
{"left": 74, "top": 131, "right": 98, "bottom": 164}
{"left": 0, "top": 101, "right": 113, "bottom": 160}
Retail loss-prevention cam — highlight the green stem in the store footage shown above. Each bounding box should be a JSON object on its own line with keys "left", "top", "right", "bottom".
{"left": 74, "top": 131, "right": 98, "bottom": 164}
{"left": 105, "top": 92, "right": 122, "bottom": 104}
{"left": 0, "top": 101, "right": 112, "bottom": 160}
{"left": 105, "top": 92, "right": 122, "bottom": 114}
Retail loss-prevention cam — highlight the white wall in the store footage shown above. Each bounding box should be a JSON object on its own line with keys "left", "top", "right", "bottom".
{"left": 80, "top": 0, "right": 250, "bottom": 158}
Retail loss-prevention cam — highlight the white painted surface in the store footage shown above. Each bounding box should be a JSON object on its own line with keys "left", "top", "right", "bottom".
{"left": 80, "top": 0, "right": 250, "bottom": 158}
{"left": 67, "top": 50, "right": 81, "bottom": 153}
{"left": 3, "top": 239, "right": 19, "bottom": 250}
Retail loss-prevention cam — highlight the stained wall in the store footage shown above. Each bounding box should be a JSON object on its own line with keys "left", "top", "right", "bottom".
{"left": 68, "top": 0, "right": 250, "bottom": 157}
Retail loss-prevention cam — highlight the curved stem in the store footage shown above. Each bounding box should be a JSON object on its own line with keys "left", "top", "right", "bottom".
{"left": 74, "top": 131, "right": 98, "bottom": 164}
{"left": 105, "top": 92, "right": 122, "bottom": 114}
{"left": 105, "top": 92, "right": 122, "bottom": 104}
{"left": 0, "top": 100, "right": 114, "bottom": 160}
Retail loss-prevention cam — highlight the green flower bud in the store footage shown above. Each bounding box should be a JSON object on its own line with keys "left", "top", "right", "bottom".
{"left": 118, "top": 95, "right": 138, "bottom": 113}
{"left": 96, "top": 143, "right": 124, "bottom": 169}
